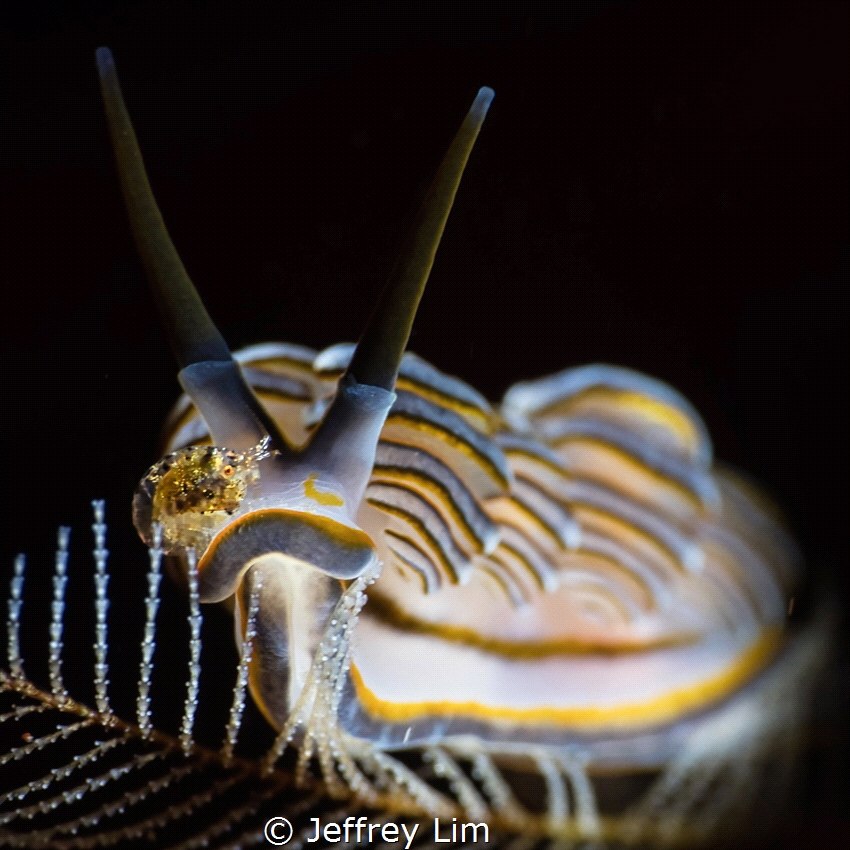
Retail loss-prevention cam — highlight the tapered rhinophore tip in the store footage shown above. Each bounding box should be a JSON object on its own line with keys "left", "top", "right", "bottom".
{"left": 95, "top": 46, "right": 115, "bottom": 75}
{"left": 345, "top": 86, "right": 495, "bottom": 392}
{"left": 306, "top": 86, "right": 494, "bottom": 498}
{"left": 471, "top": 87, "right": 496, "bottom": 119}
{"left": 97, "top": 48, "right": 288, "bottom": 452}
{"left": 96, "top": 47, "right": 231, "bottom": 368}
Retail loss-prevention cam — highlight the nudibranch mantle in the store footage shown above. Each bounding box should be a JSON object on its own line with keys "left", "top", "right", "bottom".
{"left": 95, "top": 45, "right": 822, "bottom": 839}
{"left": 150, "top": 341, "right": 798, "bottom": 765}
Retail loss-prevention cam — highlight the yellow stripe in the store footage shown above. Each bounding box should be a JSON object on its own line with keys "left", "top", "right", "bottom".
{"left": 383, "top": 530, "right": 434, "bottom": 592}
{"left": 553, "top": 435, "right": 702, "bottom": 510}
{"left": 349, "top": 626, "right": 782, "bottom": 731}
{"left": 396, "top": 376, "right": 493, "bottom": 433}
{"left": 509, "top": 468, "right": 692, "bottom": 591}
{"left": 504, "top": 444, "right": 570, "bottom": 479}
{"left": 487, "top": 552, "right": 536, "bottom": 604}
{"left": 496, "top": 538, "right": 548, "bottom": 592}
{"left": 573, "top": 503, "right": 683, "bottom": 575}
{"left": 477, "top": 561, "right": 527, "bottom": 606}
{"left": 538, "top": 386, "right": 700, "bottom": 456}
{"left": 365, "top": 591, "right": 695, "bottom": 657}
{"left": 500, "top": 494, "right": 567, "bottom": 551}
{"left": 385, "top": 413, "right": 509, "bottom": 489}
{"left": 304, "top": 473, "right": 344, "bottom": 507}
{"left": 254, "top": 386, "right": 313, "bottom": 403}
{"left": 242, "top": 355, "right": 316, "bottom": 371}
{"left": 568, "top": 548, "right": 656, "bottom": 613}
{"left": 372, "top": 463, "right": 484, "bottom": 553}
{"left": 366, "top": 496, "right": 462, "bottom": 583}
{"left": 164, "top": 383, "right": 312, "bottom": 447}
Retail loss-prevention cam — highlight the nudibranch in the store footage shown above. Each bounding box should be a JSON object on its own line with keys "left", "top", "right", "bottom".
{"left": 97, "top": 47, "right": 825, "bottom": 841}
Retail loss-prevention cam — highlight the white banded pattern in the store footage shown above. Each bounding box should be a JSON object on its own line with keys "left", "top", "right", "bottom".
{"left": 160, "top": 342, "right": 799, "bottom": 766}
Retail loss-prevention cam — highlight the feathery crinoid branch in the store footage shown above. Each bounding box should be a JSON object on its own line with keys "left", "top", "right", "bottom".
{"left": 1, "top": 502, "right": 575, "bottom": 850}
{"left": 0, "top": 503, "right": 376, "bottom": 849}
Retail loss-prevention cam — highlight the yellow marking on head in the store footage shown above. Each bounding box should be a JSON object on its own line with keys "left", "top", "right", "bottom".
{"left": 304, "top": 473, "right": 344, "bottom": 506}
{"left": 349, "top": 626, "right": 783, "bottom": 731}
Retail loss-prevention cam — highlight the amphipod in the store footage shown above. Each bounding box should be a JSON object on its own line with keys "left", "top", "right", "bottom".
{"left": 98, "top": 48, "right": 826, "bottom": 845}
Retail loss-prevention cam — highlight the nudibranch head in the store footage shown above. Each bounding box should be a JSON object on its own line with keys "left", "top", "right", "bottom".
{"left": 99, "top": 46, "right": 494, "bottom": 725}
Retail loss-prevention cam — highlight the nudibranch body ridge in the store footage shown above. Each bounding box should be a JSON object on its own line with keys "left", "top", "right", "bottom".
{"left": 158, "top": 341, "right": 799, "bottom": 767}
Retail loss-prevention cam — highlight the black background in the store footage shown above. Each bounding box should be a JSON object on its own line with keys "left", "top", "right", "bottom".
{"left": 2, "top": 2, "right": 848, "bottom": 846}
